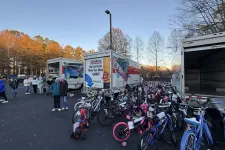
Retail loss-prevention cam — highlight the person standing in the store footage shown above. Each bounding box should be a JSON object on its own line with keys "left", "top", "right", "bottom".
{"left": 32, "top": 76, "right": 38, "bottom": 94}
{"left": 0, "top": 79, "right": 8, "bottom": 103}
{"left": 60, "top": 77, "right": 68, "bottom": 110}
{"left": 23, "top": 76, "right": 30, "bottom": 94}
{"left": 9, "top": 78, "right": 19, "bottom": 98}
{"left": 28, "top": 76, "right": 33, "bottom": 93}
{"left": 51, "top": 78, "right": 61, "bottom": 111}
{"left": 37, "top": 77, "right": 43, "bottom": 94}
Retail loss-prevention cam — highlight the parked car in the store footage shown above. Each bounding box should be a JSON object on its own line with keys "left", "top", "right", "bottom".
{"left": 17, "top": 74, "right": 26, "bottom": 83}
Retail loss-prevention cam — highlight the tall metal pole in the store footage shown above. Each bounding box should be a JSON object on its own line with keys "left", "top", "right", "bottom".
{"left": 109, "top": 14, "right": 112, "bottom": 50}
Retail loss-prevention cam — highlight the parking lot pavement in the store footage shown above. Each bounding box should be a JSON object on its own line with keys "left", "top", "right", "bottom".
{"left": 0, "top": 90, "right": 225, "bottom": 150}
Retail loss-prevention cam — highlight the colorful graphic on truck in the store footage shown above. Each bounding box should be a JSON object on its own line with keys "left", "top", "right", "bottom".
{"left": 102, "top": 57, "right": 110, "bottom": 83}
{"left": 112, "top": 56, "right": 129, "bottom": 83}
{"left": 85, "top": 74, "right": 94, "bottom": 87}
{"left": 85, "top": 58, "right": 104, "bottom": 88}
{"left": 62, "top": 63, "right": 83, "bottom": 79}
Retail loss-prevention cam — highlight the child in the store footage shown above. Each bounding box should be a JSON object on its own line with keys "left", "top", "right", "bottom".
{"left": 71, "top": 108, "right": 88, "bottom": 139}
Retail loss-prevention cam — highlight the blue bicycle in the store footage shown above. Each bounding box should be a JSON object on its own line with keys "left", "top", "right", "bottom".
{"left": 138, "top": 103, "right": 177, "bottom": 150}
{"left": 180, "top": 99, "right": 222, "bottom": 150}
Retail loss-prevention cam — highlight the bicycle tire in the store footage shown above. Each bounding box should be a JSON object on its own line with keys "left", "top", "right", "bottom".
{"left": 168, "top": 122, "right": 177, "bottom": 145}
{"left": 112, "top": 122, "right": 130, "bottom": 142}
{"left": 97, "top": 108, "right": 114, "bottom": 126}
{"left": 177, "top": 113, "right": 184, "bottom": 129}
{"left": 180, "top": 129, "right": 196, "bottom": 150}
{"left": 138, "top": 130, "right": 154, "bottom": 150}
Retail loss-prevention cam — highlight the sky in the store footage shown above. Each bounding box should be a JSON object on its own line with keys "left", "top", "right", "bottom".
{"left": 0, "top": 0, "right": 178, "bottom": 65}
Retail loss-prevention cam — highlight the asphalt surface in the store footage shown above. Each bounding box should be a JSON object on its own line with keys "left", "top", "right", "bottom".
{"left": 0, "top": 86, "right": 225, "bottom": 150}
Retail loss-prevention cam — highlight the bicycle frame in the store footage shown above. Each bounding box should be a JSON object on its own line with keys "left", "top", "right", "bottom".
{"left": 147, "top": 114, "right": 170, "bottom": 145}
{"left": 183, "top": 109, "right": 213, "bottom": 150}
{"left": 92, "top": 96, "right": 103, "bottom": 112}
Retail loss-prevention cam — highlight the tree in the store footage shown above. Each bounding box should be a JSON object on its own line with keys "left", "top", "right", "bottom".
{"left": 147, "top": 31, "right": 165, "bottom": 75}
{"left": 172, "top": 0, "right": 225, "bottom": 36}
{"left": 45, "top": 41, "right": 62, "bottom": 59}
{"left": 63, "top": 45, "right": 74, "bottom": 59}
{"left": 73, "top": 46, "right": 85, "bottom": 60}
{"left": 124, "top": 35, "right": 132, "bottom": 58}
{"left": 0, "top": 30, "right": 17, "bottom": 76}
{"left": 167, "top": 29, "right": 183, "bottom": 54}
{"left": 133, "top": 36, "right": 144, "bottom": 63}
{"left": 98, "top": 28, "right": 132, "bottom": 56}
{"left": 0, "top": 29, "right": 94, "bottom": 76}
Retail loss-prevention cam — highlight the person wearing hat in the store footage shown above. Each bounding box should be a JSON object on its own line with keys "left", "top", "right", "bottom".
{"left": 51, "top": 78, "right": 61, "bottom": 111}
{"left": 60, "top": 76, "right": 68, "bottom": 110}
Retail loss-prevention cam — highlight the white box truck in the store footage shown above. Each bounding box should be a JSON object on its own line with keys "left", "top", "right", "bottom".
{"left": 84, "top": 50, "right": 141, "bottom": 92}
{"left": 46, "top": 58, "right": 84, "bottom": 90}
{"left": 171, "top": 32, "right": 225, "bottom": 98}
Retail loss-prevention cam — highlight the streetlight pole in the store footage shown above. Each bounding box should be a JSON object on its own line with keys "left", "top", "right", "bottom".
{"left": 105, "top": 10, "right": 112, "bottom": 50}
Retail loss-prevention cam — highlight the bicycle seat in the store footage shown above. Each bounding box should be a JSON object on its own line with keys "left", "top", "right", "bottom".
{"left": 184, "top": 117, "right": 200, "bottom": 125}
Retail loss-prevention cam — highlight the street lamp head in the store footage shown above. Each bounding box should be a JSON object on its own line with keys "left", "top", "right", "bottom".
{"left": 105, "top": 10, "right": 111, "bottom": 15}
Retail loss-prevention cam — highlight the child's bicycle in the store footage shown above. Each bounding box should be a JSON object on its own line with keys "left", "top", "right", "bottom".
{"left": 180, "top": 99, "right": 223, "bottom": 150}
{"left": 112, "top": 103, "right": 156, "bottom": 146}
{"left": 71, "top": 109, "right": 90, "bottom": 140}
{"left": 138, "top": 106, "right": 177, "bottom": 150}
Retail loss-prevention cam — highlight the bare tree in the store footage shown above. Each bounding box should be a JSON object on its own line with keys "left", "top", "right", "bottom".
{"left": 147, "top": 31, "right": 165, "bottom": 75}
{"left": 172, "top": 0, "right": 225, "bottom": 36}
{"left": 98, "top": 28, "right": 131, "bottom": 56}
{"left": 167, "top": 29, "right": 183, "bottom": 54}
{"left": 124, "top": 35, "right": 132, "bottom": 58}
{"left": 133, "top": 36, "right": 144, "bottom": 63}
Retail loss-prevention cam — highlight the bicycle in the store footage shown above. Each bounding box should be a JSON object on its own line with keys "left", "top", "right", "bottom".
{"left": 180, "top": 99, "right": 223, "bottom": 150}
{"left": 138, "top": 104, "right": 177, "bottom": 150}
{"left": 112, "top": 102, "right": 157, "bottom": 146}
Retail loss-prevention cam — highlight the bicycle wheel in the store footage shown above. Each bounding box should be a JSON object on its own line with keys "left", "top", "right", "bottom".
{"left": 168, "top": 122, "right": 177, "bottom": 145}
{"left": 112, "top": 122, "right": 130, "bottom": 142}
{"left": 180, "top": 130, "right": 196, "bottom": 150}
{"left": 177, "top": 113, "right": 184, "bottom": 129}
{"left": 138, "top": 130, "right": 154, "bottom": 150}
{"left": 97, "top": 108, "right": 114, "bottom": 126}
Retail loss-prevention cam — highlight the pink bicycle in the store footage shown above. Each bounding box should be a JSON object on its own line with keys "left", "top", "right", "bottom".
{"left": 112, "top": 103, "right": 155, "bottom": 146}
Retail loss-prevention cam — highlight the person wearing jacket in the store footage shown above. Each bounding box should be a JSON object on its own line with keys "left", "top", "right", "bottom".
{"left": 23, "top": 76, "right": 31, "bottom": 94}
{"left": 0, "top": 79, "right": 8, "bottom": 103}
{"left": 37, "top": 77, "right": 43, "bottom": 94}
{"left": 51, "top": 78, "right": 61, "bottom": 111}
{"left": 32, "top": 76, "right": 38, "bottom": 94}
{"left": 9, "top": 78, "right": 19, "bottom": 98}
{"left": 28, "top": 76, "right": 33, "bottom": 93}
{"left": 60, "top": 77, "right": 68, "bottom": 110}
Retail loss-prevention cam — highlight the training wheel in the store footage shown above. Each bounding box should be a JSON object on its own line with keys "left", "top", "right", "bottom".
{"left": 122, "top": 141, "right": 127, "bottom": 147}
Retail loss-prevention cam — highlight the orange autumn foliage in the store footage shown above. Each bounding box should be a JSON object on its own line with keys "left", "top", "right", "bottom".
{"left": 0, "top": 29, "right": 96, "bottom": 75}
